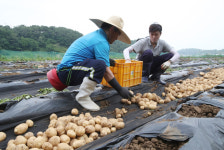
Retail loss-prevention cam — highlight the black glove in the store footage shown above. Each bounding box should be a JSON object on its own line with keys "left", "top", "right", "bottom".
{"left": 109, "top": 58, "right": 116, "bottom": 67}
{"left": 108, "top": 78, "right": 133, "bottom": 99}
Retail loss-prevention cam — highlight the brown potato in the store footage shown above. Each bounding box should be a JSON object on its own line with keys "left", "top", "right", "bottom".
{"left": 14, "top": 123, "right": 28, "bottom": 135}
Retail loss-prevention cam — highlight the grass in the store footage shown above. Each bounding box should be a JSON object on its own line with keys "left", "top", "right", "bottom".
{"left": 0, "top": 50, "right": 137, "bottom": 61}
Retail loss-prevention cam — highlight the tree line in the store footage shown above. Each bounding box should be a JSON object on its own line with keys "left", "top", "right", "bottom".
{"left": 0, "top": 25, "right": 134, "bottom": 53}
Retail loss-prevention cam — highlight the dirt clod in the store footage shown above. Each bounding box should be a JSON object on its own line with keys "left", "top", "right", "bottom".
{"left": 177, "top": 104, "right": 220, "bottom": 117}
{"left": 119, "top": 136, "right": 187, "bottom": 150}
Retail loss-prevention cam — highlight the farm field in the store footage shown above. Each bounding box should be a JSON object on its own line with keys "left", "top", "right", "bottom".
{"left": 0, "top": 56, "right": 224, "bottom": 149}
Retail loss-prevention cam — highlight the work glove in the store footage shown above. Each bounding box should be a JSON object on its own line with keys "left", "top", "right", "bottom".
{"left": 125, "top": 59, "right": 131, "bottom": 63}
{"left": 109, "top": 58, "right": 116, "bottom": 66}
{"left": 161, "top": 60, "right": 171, "bottom": 70}
{"left": 108, "top": 78, "right": 133, "bottom": 99}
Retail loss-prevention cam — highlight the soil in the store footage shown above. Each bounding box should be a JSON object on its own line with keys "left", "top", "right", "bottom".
{"left": 119, "top": 136, "right": 187, "bottom": 150}
{"left": 177, "top": 104, "right": 220, "bottom": 117}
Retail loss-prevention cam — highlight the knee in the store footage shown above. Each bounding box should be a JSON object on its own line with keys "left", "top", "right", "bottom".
{"left": 141, "top": 49, "right": 153, "bottom": 62}
{"left": 94, "top": 59, "right": 106, "bottom": 72}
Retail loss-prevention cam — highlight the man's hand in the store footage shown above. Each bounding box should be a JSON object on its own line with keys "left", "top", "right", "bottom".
{"left": 118, "top": 87, "right": 133, "bottom": 99}
{"left": 161, "top": 60, "right": 171, "bottom": 70}
{"left": 109, "top": 58, "right": 116, "bottom": 66}
{"left": 108, "top": 78, "right": 133, "bottom": 99}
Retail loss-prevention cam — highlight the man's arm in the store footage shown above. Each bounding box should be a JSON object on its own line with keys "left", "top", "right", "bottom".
{"left": 123, "top": 46, "right": 134, "bottom": 63}
{"left": 104, "top": 67, "right": 133, "bottom": 99}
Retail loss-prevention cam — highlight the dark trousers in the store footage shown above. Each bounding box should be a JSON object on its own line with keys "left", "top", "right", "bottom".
{"left": 57, "top": 58, "right": 106, "bottom": 86}
{"left": 139, "top": 49, "right": 174, "bottom": 77}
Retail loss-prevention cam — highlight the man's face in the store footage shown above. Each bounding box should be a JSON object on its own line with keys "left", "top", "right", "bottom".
{"left": 149, "top": 31, "right": 161, "bottom": 44}
{"left": 108, "top": 27, "right": 121, "bottom": 44}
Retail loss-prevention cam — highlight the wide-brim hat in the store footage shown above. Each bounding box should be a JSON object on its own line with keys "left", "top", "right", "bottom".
{"left": 90, "top": 16, "right": 131, "bottom": 44}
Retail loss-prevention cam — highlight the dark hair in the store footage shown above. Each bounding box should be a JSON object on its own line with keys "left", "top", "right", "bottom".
{"left": 101, "top": 22, "right": 113, "bottom": 30}
{"left": 149, "top": 23, "right": 162, "bottom": 33}
{"left": 101, "top": 22, "right": 120, "bottom": 34}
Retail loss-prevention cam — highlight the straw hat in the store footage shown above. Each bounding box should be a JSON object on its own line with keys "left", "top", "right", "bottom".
{"left": 90, "top": 16, "right": 131, "bottom": 44}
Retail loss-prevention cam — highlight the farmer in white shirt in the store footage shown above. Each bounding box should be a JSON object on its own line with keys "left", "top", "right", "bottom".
{"left": 123, "top": 23, "right": 180, "bottom": 85}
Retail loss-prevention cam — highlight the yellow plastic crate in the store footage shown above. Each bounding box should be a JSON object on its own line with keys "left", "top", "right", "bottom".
{"left": 101, "top": 59, "right": 143, "bottom": 87}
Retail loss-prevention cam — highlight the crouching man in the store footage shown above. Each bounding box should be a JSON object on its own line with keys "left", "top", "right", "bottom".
{"left": 123, "top": 23, "right": 180, "bottom": 84}
{"left": 47, "top": 16, "right": 133, "bottom": 111}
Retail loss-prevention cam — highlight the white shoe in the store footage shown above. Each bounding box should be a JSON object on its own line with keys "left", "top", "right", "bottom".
{"left": 76, "top": 77, "right": 100, "bottom": 111}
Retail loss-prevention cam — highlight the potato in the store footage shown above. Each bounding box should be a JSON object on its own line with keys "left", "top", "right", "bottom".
{"left": 6, "top": 143, "right": 16, "bottom": 150}
{"left": 75, "top": 126, "right": 85, "bottom": 137}
{"left": 14, "top": 135, "right": 27, "bottom": 145}
{"left": 71, "top": 108, "right": 79, "bottom": 115}
{"left": 7, "top": 139, "right": 15, "bottom": 146}
{"left": 100, "top": 128, "right": 108, "bottom": 137}
{"left": 24, "top": 132, "right": 34, "bottom": 139}
{"left": 85, "top": 137, "right": 94, "bottom": 144}
{"left": 49, "top": 119, "right": 57, "bottom": 128}
{"left": 42, "top": 142, "right": 53, "bottom": 150}
{"left": 121, "top": 99, "right": 128, "bottom": 104}
{"left": 85, "top": 125, "right": 95, "bottom": 134}
{"left": 49, "top": 136, "right": 60, "bottom": 146}
{"left": 111, "top": 127, "right": 116, "bottom": 132}
{"left": 89, "top": 132, "right": 98, "bottom": 140}
{"left": 26, "top": 119, "right": 34, "bottom": 127}
{"left": 57, "top": 143, "right": 73, "bottom": 150}
{"left": 60, "top": 134, "right": 70, "bottom": 144}
{"left": 95, "top": 124, "right": 102, "bottom": 132}
{"left": 50, "top": 113, "right": 58, "bottom": 120}
{"left": 27, "top": 136, "right": 36, "bottom": 148}
{"left": 15, "top": 144, "right": 29, "bottom": 150}
{"left": 0, "top": 132, "right": 6, "bottom": 142}
{"left": 46, "top": 127, "right": 57, "bottom": 138}
{"left": 115, "top": 122, "right": 125, "bottom": 130}
{"left": 36, "top": 131, "right": 44, "bottom": 137}
{"left": 72, "top": 140, "right": 85, "bottom": 149}
{"left": 65, "top": 122, "right": 77, "bottom": 131}
{"left": 33, "top": 136, "right": 45, "bottom": 148}
{"left": 14, "top": 123, "right": 28, "bottom": 135}
{"left": 67, "top": 130, "right": 76, "bottom": 138}
{"left": 56, "top": 125, "right": 65, "bottom": 135}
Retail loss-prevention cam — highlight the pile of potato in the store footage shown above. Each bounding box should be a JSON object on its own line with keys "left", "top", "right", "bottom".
{"left": 164, "top": 68, "right": 224, "bottom": 100}
{"left": 121, "top": 92, "right": 162, "bottom": 110}
{"left": 120, "top": 68, "right": 224, "bottom": 111}
{"left": 5, "top": 108, "right": 125, "bottom": 150}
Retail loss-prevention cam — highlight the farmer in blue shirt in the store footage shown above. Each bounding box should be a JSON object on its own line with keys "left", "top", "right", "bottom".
{"left": 49, "top": 16, "right": 133, "bottom": 111}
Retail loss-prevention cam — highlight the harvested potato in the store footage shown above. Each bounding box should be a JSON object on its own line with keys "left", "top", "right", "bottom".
{"left": 49, "top": 136, "right": 60, "bottom": 146}
{"left": 72, "top": 139, "right": 85, "bottom": 149}
{"left": 36, "top": 131, "right": 44, "bottom": 137}
{"left": 67, "top": 130, "right": 76, "bottom": 138}
{"left": 14, "top": 123, "right": 28, "bottom": 135}
{"left": 95, "top": 124, "right": 102, "bottom": 132}
{"left": 85, "top": 125, "right": 95, "bottom": 134}
{"left": 42, "top": 142, "right": 53, "bottom": 150}
{"left": 27, "top": 136, "right": 36, "bottom": 148}
{"left": 26, "top": 119, "right": 34, "bottom": 127}
{"left": 50, "top": 113, "right": 58, "bottom": 120}
{"left": 115, "top": 122, "right": 125, "bottom": 130}
{"left": 6, "top": 143, "right": 16, "bottom": 150}
{"left": 89, "top": 132, "right": 98, "bottom": 140}
{"left": 75, "top": 126, "right": 85, "bottom": 137}
{"left": 56, "top": 125, "right": 65, "bottom": 135}
{"left": 15, "top": 144, "right": 29, "bottom": 150}
{"left": 71, "top": 108, "right": 79, "bottom": 115}
{"left": 14, "top": 135, "right": 27, "bottom": 145}
{"left": 24, "top": 132, "right": 34, "bottom": 139}
{"left": 60, "top": 134, "right": 70, "bottom": 144}
{"left": 45, "top": 127, "right": 57, "bottom": 138}
{"left": 57, "top": 143, "right": 73, "bottom": 150}
{"left": 0, "top": 132, "right": 6, "bottom": 142}
{"left": 33, "top": 136, "right": 45, "bottom": 148}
